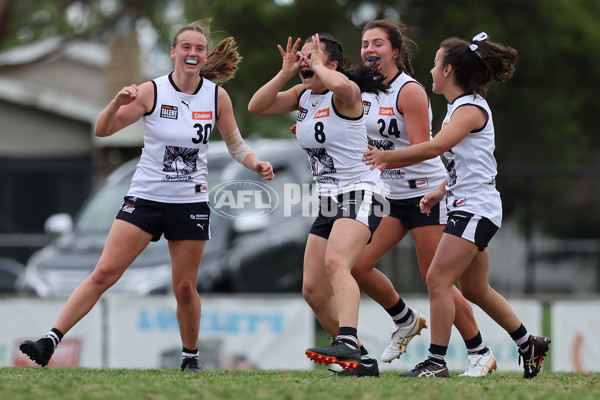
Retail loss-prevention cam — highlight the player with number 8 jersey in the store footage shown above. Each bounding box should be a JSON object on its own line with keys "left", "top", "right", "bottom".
{"left": 249, "top": 33, "right": 389, "bottom": 372}
{"left": 296, "top": 89, "right": 381, "bottom": 196}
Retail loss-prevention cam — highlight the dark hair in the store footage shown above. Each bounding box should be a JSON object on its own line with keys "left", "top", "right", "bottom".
{"left": 306, "top": 34, "right": 388, "bottom": 95}
{"left": 172, "top": 19, "right": 242, "bottom": 83}
{"left": 440, "top": 35, "right": 517, "bottom": 97}
{"left": 362, "top": 19, "right": 417, "bottom": 77}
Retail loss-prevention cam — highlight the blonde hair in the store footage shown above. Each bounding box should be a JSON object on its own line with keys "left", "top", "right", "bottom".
{"left": 172, "top": 19, "right": 242, "bottom": 84}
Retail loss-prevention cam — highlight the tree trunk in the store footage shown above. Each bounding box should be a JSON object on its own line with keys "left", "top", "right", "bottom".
{"left": 0, "top": 0, "right": 17, "bottom": 50}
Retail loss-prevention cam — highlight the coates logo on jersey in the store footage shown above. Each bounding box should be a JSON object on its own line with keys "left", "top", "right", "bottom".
{"left": 379, "top": 107, "right": 394, "bottom": 116}
{"left": 193, "top": 111, "right": 213, "bottom": 120}
{"left": 314, "top": 108, "right": 330, "bottom": 119}
{"left": 160, "top": 105, "right": 178, "bottom": 119}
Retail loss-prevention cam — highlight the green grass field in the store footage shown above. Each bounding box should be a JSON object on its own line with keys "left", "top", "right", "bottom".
{"left": 1, "top": 367, "right": 599, "bottom": 400}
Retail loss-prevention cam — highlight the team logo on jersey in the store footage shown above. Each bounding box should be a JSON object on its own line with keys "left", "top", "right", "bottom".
{"left": 372, "top": 140, "right": 394, "bottom": 151}
{"left": 379, "top": 107, "right": 394, "bottom": 116}
{"left": 160, "top": 105, "right": 178, "bottom": 119}
{"left": 193, "top": 111, "right": 213, "bottom": 120}
{"left": 314, "top": 108, "right": 330, "bottom": 119}
{"left": 363, "top": 100, "right": 372, "bottom": 114}
{"left": 446, "top": 159, "right": 457, "bottom": 187}
{"left": 162, "top": 145, "right": 198, "bottom": 181}
{"left": 297, "top": 106, "right": 308, "bottom": 122}
{"left": 303, "top": 147, "right": 338, "bottom": 185}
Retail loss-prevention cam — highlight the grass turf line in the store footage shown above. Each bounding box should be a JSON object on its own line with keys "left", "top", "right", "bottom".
{"left": 0, "top": 368, "right": 599, "bottom": 400}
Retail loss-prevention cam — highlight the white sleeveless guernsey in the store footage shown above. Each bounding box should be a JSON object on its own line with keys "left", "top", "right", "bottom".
{"left": 295, "top": 90, "right": 382, "bottom": 196}
{"left": 362, "top": 71, "right": 446, "bottom": 199}
{"left": 128, "top": 73, "right": 218, "bottom": 203}
{"left": 442, "top": 93, "right": 502, "bottom": 227}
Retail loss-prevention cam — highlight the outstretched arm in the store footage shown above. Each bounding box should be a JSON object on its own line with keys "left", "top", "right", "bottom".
{"left": 218, "top": 87, "right": 274, "bottom": 180}
{"left": 364, "top": 105, "right": 486, "bottom": 169}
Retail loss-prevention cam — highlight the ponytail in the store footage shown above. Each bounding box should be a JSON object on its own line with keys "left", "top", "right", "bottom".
{"left": 441, "top": 33, "right": 517, "bottom": 97}
{"left": 201, "top": 37, "right": 242, "bottom": 84}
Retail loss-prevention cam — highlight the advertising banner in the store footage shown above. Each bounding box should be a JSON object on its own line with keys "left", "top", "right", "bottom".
{"left": 104, "top": 295, "right": 315, "bottom": 369}
{"left": 552, "top": 300, "right": 600, "bottom": 372}
{"left": 0, "top": 298, "right": 103, "bottom": 368}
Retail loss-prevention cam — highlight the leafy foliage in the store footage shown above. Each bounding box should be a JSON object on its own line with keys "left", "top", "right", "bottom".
{"left": 1, "top": 0, "right": 599, "bottom": 238}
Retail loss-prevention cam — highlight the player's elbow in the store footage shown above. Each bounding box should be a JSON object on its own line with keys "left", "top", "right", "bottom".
{"left": 247, "top": 103, "right": 269, "bottom": 116}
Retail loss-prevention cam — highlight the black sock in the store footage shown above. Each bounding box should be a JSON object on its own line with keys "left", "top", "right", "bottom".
{"left": 464, "top": 331, "right": 487, "bottom": 355}
{"left": 427, "top": 344, "right": 447, "bottom": 365}
{"left": 385, "top": 299, "right": 412, "bottom": 325}
{"left": 509, "top": 324, "right": 530, "bottom": 351}
{"left": 359, "top": 345, "right": 375, "bottom": 367}
{"left": 46, "top": 328, "right": 64, "bottom": 349}
{"left": 182, "top": 346, "right": 199, "bottom": 359}
{"left": 337, "top": 327, "right": 358, "bottom": 349}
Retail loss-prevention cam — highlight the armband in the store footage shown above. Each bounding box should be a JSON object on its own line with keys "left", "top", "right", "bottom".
{"left": 223, "top": 128, "right": 254, "bottom": 164}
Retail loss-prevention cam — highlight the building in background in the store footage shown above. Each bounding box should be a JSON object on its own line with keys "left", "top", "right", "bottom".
{"left": 0, "top": 28, "right": 168, "bottom": 263}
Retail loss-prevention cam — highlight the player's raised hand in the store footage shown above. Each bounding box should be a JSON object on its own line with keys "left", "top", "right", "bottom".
{"left": 307, "top": 33, "right": 325, "bottom": 71}
{"left": 113, "top": 84, "right": 139, "bottom": 106}
{"left": 277, "top": 37, "right": 302, "bottom": 77}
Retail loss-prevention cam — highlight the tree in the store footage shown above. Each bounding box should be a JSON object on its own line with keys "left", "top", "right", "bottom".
{"left": 2, "top": 0, "right": 599, "bottom": 238}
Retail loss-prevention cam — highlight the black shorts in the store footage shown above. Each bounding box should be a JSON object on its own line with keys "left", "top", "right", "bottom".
{"left": 116, "top": 196, "right": 210, "bottom": 242}
{"left": 309, "top": 190, "right": 385, "bottom": 244}
{"left": 388, "top": 196, "right": 447, "bottom": 229}
{"left": 443, "top": 211, "right": 498, "bottom": 251}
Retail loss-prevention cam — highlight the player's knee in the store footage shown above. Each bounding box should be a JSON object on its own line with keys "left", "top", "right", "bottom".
{"left": 89, "top": 268, "right": 119, "bottom": 290}
{"left": 324, "top": 255, "right": 346, "bottom": 278}
{"left": 173, "top": 280, "right": 197, "bottom": 303}
{"left": 350, "top": 258, "right": 374, "bottom": 283}
{"left": 425, "top": 270, "right": 446, "bottom": 295}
